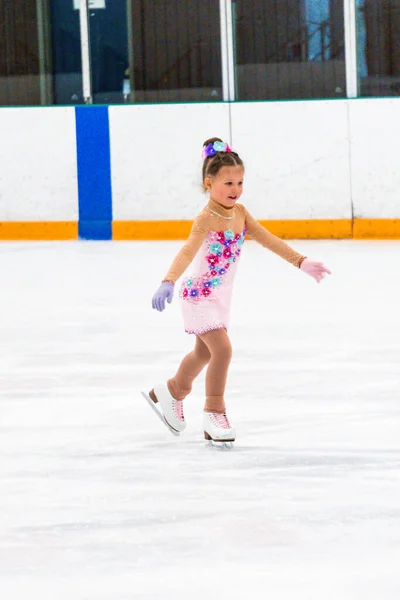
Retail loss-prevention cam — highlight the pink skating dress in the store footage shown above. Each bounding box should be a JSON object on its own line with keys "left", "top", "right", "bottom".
{"left": 163, "top": 199, "right": 305, "bottom": 336}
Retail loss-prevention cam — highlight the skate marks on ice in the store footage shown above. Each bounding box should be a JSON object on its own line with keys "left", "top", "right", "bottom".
{"left": 141, "top": 391, "right": 180, "bottom": 437}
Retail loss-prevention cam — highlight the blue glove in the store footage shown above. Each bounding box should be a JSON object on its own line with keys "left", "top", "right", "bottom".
{"left": 152, "top": 282, "right": 174, "bottom": 312}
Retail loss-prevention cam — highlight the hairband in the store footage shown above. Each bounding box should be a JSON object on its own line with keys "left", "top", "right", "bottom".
{"left": 202, "top": 140, "right": 232, "bottom": 160}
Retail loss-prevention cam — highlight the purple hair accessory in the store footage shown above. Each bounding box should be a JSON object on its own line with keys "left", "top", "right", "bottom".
{"left": 201, "top": 140, "right": 232, "bottom": 160}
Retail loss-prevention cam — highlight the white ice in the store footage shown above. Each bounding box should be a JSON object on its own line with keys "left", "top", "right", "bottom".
{"left": 1, "top": 239, "right": 400, "bottom": 600}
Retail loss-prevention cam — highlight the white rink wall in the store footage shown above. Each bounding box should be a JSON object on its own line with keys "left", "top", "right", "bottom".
{"left": 110, "top": 98, "right": 400, "bottom": 221}
{"left": 109, "top": 103, "right": 231, "bottom": 221}
{"left": 0, "top": 99, "right": 399, "bottom": 227}
{"left": 348, "top": 100, "right": 400, "bottom": 219}
{"left": 229, "top": 100, "right": 351, "bottom": 220}
{"left": 0, "top": 107, "right": 78, "bottom": 222}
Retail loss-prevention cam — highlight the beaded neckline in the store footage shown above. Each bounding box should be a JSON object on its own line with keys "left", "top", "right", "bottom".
{"left": 208, "top": 207, "right": 235, "bottom": 220}
{"left": 207, "top": 199, "right": 236, "bottom": 220}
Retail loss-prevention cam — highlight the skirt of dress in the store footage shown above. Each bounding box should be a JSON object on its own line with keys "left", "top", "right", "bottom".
{"left": 181, "top": 293, "right": 231, "bottom": 335}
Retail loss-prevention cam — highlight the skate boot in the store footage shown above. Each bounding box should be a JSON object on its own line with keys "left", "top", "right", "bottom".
{"left": 141, "top": 383, "right": 186, "bottom": 435}
{"left": 203, "top": 412, "right": 236, "bottom": 443}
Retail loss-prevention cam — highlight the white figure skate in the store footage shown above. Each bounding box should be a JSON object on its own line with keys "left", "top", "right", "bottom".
{"left": 203, "top": 412, "right": 236, "bottom": 447}
{"left": 141, "top": 383, "right": 186, "bottom": 436}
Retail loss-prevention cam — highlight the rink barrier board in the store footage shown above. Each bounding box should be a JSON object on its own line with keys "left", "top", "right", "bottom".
{"left": 353, "top": 219, "right": 400, "bottom": 239}
{"left": 75, "top": 106, "right": 113, "bottom": 240}
{"left": 112, "top": 219, "right": 353, "bottom": 240}
{"left": 113, "top": 219, "right": 400, "bottom": 240}
{"left": 1, "top": 219, "right": 400, "bottom": 240}
{"left": 0, "top": 222, "right": 78, "bottom": 240}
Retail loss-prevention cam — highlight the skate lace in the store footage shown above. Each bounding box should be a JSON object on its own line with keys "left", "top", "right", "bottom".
{"left": 173, "top": 399, "right": 184, "bottom": 421}
{"left": 211, "top": 413, "right": 231, "bottom": 429}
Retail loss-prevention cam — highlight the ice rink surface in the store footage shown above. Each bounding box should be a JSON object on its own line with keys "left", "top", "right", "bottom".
{"left": 1, "top": 239, "right": 400, "bottom": 599}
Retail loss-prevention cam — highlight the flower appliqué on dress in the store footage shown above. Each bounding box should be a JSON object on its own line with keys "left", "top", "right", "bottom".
{"left": 180, "top": 229, "right": 246, "bottom": 301}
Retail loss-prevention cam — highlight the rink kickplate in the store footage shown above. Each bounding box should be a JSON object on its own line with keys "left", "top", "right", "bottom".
{"left": 141, "top": 391, "right": 180, "bottom": 437}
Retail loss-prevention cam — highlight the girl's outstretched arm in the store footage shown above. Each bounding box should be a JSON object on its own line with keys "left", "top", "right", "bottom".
{"left": 242, "top": 206, "right": 331, "bottom": 283}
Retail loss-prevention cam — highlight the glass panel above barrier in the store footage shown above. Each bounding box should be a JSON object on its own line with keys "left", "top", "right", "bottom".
{"left": 357, "top": 0, "right": 400, "bottom": 97}
{"left": 0, "top": 0, "right": 53, "bottom": 106}
{"left": 51, "top": 0, "right": 84, "bottom": 104}
{"left": 86, "top": 0, "right": 128, "bottom": 104}
{"left": 233, "top": 0, "right": 346, "bottom": 101}
{"left": 122, "top": 0, "right": 223, "bottom": 104}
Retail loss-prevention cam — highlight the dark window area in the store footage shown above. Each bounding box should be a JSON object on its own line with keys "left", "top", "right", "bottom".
{"left": 3, "top": 1, "right": 400, "bottom": 106}
{"left": 52, "top": 0, "right": 126, "bottom": 105}
{"left": 89, "top": 0, "right": 128, "bottom": 104}
{"left": 0, "top": 0, "right": 40, "bottom": 105}
{"left": 51, "top": 1, "right": 82, "bottom": 104}
{"left": 233, "top": 0, "right": 346, "bottom": 100}
{"left": 126, "top": 0, "right": 222, "bottom": 103}
{"left": 357, "top": 0, "right": 400, "bottom": 97}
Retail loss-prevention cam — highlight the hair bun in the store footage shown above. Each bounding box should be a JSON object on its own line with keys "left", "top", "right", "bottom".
{"left": 203, "top": 137, "right": 223, "bottom": 148}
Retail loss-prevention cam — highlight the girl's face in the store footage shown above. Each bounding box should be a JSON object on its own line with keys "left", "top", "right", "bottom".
{"left": 205, "top": 165, "right": 244, "bottom": 208}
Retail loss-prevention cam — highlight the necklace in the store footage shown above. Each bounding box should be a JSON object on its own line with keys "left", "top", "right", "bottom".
{"left": 208, "top": 206, "right": 235, "bottom": 220}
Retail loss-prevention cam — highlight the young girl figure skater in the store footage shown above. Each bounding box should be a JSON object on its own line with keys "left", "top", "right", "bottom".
{"left": 146, "top": 137, "right": 331, "bottom": 443}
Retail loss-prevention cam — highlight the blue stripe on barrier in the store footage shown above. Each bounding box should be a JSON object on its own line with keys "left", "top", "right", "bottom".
{"left": 75, "top": 106, "right": 112, "bottom": 240}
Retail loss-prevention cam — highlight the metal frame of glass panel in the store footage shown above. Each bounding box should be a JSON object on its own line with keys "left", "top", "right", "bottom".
{"left": 344, "top": 0, "right": 358, "bottom": 97}
{"left": 219, "top": 0, "right": 229, "bottom": 100}
{"left": 36, "top": 0, "right": 53, "bottom": 105}
{"left": 79, "top": 0, "right": 92, "bottom": 103}
{"left": 77, "top": 0, "right": 359, "bottom": 104}
{"left": 220, "top": 0, "right": 236, "bottom": 101}
{"left": 126, "top": 0, "right": 135, "bottom": 103}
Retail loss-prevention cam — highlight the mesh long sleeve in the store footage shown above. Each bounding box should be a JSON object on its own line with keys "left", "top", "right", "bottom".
{"left": 243, "top": 206, "right": 305, "bottom": 268}
{"left": 163, "top": 211, "right": 210, "bottom": 284}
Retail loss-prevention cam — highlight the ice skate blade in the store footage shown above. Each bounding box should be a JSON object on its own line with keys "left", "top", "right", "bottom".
{"left": 206, "top": 440, "right": 234, "bottom": 450}
{"left": 204, "top": 431, "right": 235, "bottom": 449}
{"left": 204, "top": 431, "right": 235, "bottom": 443}
{"left": 141, "top": 391, "right": 180, "bottom": 437}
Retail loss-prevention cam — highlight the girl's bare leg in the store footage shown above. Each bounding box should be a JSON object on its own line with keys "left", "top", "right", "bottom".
{"left": 199, "top": 328, "right": 232, "bottom": 414}
{"left": 167, "top": 336, "right": 211, "bottom": 400}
